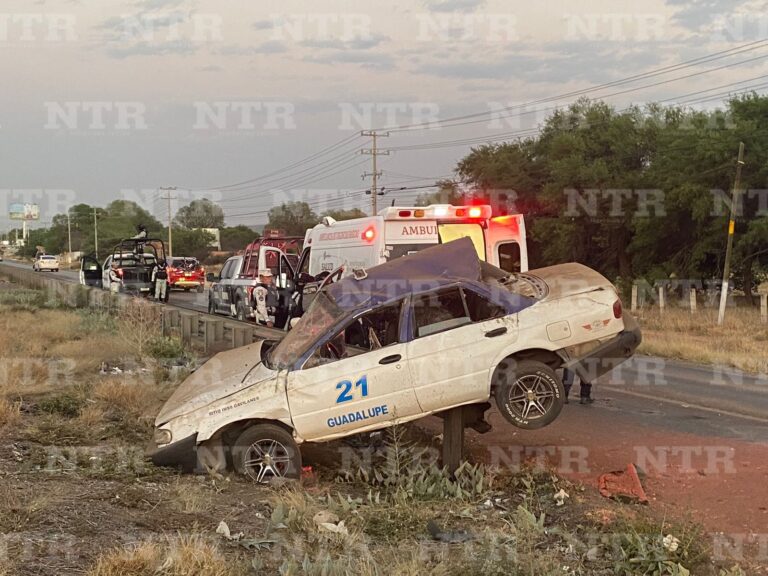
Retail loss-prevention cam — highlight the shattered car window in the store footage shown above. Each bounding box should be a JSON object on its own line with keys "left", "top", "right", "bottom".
{"left": 268, "top": 293, "right": 344, "bottom": 369}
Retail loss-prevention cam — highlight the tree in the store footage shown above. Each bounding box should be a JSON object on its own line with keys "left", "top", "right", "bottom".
{"left": 415, "top": 180, "right": 465, "bottom": 207}
{"left": 266, "top": 202, "right": 318, "bottom": 236}
{"left": 171, "top": 228, "right": 215, "bottom": 260}
{"left": 220, "top": 226, "right": 258, "bottom": 251}
{"left": 175, "top": 199, "right": 225, "bottom": 229}
{"left": 321, "top": 208, "right": 367, "bottom": 221}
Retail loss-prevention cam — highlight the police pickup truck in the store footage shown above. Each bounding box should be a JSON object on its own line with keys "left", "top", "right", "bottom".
{"left": 206, "top": 237, "right": 301, "bottom": 326}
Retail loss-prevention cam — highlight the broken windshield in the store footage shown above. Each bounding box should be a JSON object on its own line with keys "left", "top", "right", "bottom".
{"left": 268, "top": 293, "right": 345, "bottom": 369}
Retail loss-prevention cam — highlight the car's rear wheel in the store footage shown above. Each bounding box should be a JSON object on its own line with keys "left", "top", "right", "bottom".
{"left": 494, "top": 359, "right": 564, "bottom": 430}
{"left": 196, "top": 285, "right": 204, "bottom": 293}
{"left": 232, "top": 424, "right": 301, "bottom": 482}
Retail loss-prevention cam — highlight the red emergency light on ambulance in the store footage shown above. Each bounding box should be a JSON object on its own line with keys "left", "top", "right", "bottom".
{"left": 299, "top": 204, "right": 528, "bottom": 278}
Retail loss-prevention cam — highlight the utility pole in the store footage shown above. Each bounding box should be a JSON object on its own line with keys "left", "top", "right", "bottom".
{"left": 159, "top": 186, "right": 177, "bottom": 258}
{"left": 93, "top": 207, "right": 99, "bottom": 260}
{"left": 717, "top": 141, "right": 745, "bottom": 326}
{"left": 361, "top": 131, "right": 389, "bottom": 215}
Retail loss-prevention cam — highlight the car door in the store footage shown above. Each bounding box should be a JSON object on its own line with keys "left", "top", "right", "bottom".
{"left": 287, "top": 300, "right": 421, "bottom": 441}
{"left": 406, "top": 285, "right": 517, "bottom": 413}
{"left": 213, "top": 258, "right": 235, "bottom": 312}
{"left": 79, "top": 256, "right": 102, "bottom": 287}
{"left": 101, "top": 256, "right": 113, "bottom": 289}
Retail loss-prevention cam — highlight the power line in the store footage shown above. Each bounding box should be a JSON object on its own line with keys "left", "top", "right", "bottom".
{"left": 381, "top": 39, "right": 768, "bottom": 133}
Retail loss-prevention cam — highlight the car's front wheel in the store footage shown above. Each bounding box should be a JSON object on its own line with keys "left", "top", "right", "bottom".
{"left": 232, "top": 424, "right": 301, "bottom": 482}
{"left": 494, "top": 359, "right": 564, "bottom": 430}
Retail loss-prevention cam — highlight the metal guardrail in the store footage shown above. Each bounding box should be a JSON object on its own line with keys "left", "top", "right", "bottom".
{"left": 0, "top": 263, "right": 285, "bottom": 353}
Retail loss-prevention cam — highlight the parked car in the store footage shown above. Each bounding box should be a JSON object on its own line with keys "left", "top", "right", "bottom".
{"left": 149, "top": 238, "right": 642, "bottom": 481}
{"left": 33, "top": 254, "right": 59, "bottom": 272}
{"left": 168, "top": 257, "right": 205, "bottom": 292}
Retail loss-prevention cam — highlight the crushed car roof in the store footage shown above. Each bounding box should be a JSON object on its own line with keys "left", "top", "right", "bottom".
{"left": 325, "top": 236, "right": 534, "bottom": 313}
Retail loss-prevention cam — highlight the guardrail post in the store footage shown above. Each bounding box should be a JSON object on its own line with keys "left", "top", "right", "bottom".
{"left": 689, "top": 288, "right": 697, "bottom": 314}
{"left": 180, "top": 312, "right": 195, "bottom": 344}
{"left": 631, "top": 284, "right": 638, "bottom": 313}
{"left": 762, "top": 293, "right": 767, "bottom": 324}
{"left": 231, "top": 325, "right": 254, "bottom": 348}
{"left": 658, "top": 286, "right": 665, "bottom": 314}
{"left": 203, "top": 319, "right": 224, "bottom": 352}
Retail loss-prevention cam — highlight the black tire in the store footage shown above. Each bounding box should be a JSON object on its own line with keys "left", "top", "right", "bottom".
{"left": 494, "top": 359, "right": 564, "bottom": 430}
{"left": 196, "top": 285, "right": 204, "bottom": 293}
{"left": 232, "top": 424, "right": 301, "bottom": 482}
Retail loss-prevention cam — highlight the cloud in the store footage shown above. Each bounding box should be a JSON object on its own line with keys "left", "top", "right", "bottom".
{"left": 216, "top": 41, "right": 288, "bottom": 55}
{"left": 134, "top": 0, "right": 193, "bottom": 8}
{"left": 422, "top": 0, "right": 486, "bottom": 12}
{"left": 304, "top": 50, "right": 394, "bottom": 71}
{"left": 105, "top": 39, "right": 198, "bottom": 58}
{"left": 252, "top": 19, "right": 276, "bottom": 31}
{"left": 413, "top": 42, "right": 664, "bottom": 83}
{"left": 666, "top": 0, "right": 754, "bottom": 29}
{"left": 300, "top": 34, "right": 389, "bottom": 51}
{"left": 199, "top": 64, "right": 222, "bottom": 72}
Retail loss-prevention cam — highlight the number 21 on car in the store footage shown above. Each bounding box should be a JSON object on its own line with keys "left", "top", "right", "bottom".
{"left": 285, "top": 340, "right": 422, "bottom": 442}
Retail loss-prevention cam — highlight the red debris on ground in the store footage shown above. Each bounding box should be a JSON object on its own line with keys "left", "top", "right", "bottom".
{"left": 598, "top": 463, "right": 649, "bottom": 504}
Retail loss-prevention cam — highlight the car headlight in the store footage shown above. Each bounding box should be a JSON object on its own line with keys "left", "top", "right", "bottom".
{"left": 154, "top": 428, "right": 172, "bottom": 446}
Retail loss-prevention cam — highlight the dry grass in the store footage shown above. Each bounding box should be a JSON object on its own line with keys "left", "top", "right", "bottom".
{"left": 87, "top": 535, "right": 238, "bottom": 576}
{"left": 0, "top": 397, "right": 22, "bottom": 429}
{"left": 168, "top": 479, "right": 213, "bottom": 514}
{"left": 117, "top": 299, "right": 163, "bottom": 358}
{"left": 637, "top": 307, "right": 768, "bottom": 373}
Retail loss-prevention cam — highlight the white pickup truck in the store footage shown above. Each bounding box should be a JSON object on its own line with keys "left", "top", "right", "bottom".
{"left": 149, "top": 238, "right": 641, "bottom": 481}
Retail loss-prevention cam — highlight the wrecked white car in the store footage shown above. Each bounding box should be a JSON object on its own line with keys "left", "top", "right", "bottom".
{"left": 149, "top": 237, "right": 641, "bottom": 481}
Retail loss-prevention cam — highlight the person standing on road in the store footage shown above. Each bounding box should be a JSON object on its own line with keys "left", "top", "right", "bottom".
{"left": 254, "top": 269, "right": 278, "bottom": 328}
{"left": 152, "top": 259, "right": 169, "bottom": 302}
{"left": 563, "top": 368, "right": 593, "bottom": 404}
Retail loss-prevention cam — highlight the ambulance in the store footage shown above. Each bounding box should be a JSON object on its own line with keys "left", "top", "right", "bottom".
{"left": 297, "top": 204, "right": 528, "bottom": 279}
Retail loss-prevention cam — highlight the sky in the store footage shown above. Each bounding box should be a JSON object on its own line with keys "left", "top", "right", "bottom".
{"left": 2, "top": 0, "right": 768, "bottom": 230}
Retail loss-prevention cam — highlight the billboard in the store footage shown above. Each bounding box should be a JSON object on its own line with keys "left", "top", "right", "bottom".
{"left": 9, "top": 203, "right": 40, "bottom": 221}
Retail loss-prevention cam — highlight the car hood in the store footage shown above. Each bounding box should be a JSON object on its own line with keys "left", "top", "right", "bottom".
{"left": 529, "top": 263, "right": 615, "bottom": 300}
{"left": 155, "top": 341, "right": 276, "bottom": 424}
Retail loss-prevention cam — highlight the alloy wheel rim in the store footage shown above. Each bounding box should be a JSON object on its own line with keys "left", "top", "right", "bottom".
{"left": 243, "top": 439, "right": 292, "bottom": 482}
{"left": 507, "top": 375, "right": 555, "bottom": 421}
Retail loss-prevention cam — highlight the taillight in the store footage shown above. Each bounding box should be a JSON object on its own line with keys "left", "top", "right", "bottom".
{"left": 468, "top": 207, "right": 482, "bottom": 218}
{"left": 613, "top": 299, "right": 623, "bottom": 319}
{"left": 398, "top": 210, "right": 411, "bottom": 217}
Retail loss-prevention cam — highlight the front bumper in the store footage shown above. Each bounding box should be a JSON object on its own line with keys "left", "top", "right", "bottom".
{"left": 564, "top": 313, "right": 642, "bottom": 384}
{"left": 146, "top": 433, "right": 198, "bottom": 470}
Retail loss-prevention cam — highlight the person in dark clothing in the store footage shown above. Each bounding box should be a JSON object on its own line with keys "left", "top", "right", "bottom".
{"left": 563, "top": 369, "right": 593, "bottom": 404}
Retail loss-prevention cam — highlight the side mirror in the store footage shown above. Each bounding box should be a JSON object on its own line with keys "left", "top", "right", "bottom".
{"left": 206, "top": 272, "right": 216, "bottom": 282}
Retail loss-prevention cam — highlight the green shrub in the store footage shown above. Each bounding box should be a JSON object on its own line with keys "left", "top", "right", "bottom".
{"left": 38, "top": 393, "right": 85, "bottom": 418}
